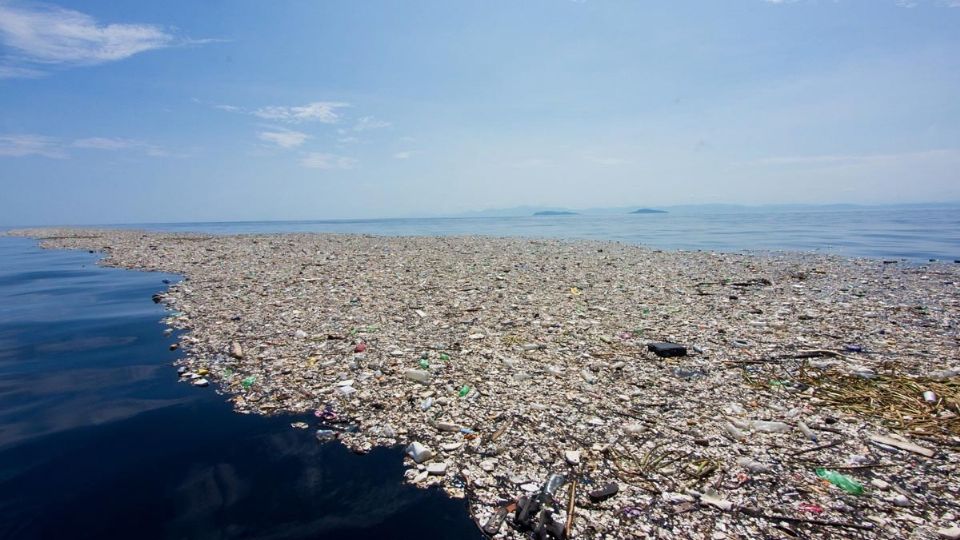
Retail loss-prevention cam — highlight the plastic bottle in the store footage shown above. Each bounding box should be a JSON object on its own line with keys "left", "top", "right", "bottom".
{"left": 815, "top": 468, "right": 864, "bottom": 495}
{"left": 403, "top": 369, "right": 431, "bottom": 384}
{"left": 750, "top": 420, "right": 791, "bottom": 433}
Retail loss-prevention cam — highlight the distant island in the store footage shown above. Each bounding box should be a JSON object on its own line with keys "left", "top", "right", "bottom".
{"left": 533, "top": 211, "right": 578, "bottom": 216}
{"left": 630, "top": 208, "right": 667, "bottom": 214}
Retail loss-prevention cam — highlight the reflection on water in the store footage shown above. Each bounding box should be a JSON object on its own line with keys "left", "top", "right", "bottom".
{"left": 0, "top": 237, "right": 480, "bottom": 540}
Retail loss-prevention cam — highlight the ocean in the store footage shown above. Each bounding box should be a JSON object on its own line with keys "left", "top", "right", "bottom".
{"left": 120, "top": 205, "right": 960, "bottom": 262}
{"left": 0, "top": 205, "right": 958, "bottom": 538}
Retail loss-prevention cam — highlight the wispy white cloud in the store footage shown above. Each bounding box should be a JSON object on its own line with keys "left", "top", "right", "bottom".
{"left": 72, "top": 136, "right": 168, "bottom": 155}
{"left": 253, "top": 102, "right": 349, "bottom": 124}
{"left": 392, "top": 151, "right": 412, "bottom": 159}
{"left": 353, "top": 116, "right": 391, "bottom": 132}
{"left": 0, "top": 2, "right": 206, "bottom": 78}
{"left": 0, "top": 134, "right": 65, "bottom": 158}
{"left": 72, "top": 137, "right": 137, "bottom": 150}
{"left": 300, "top": 152, "right": 357, "bottom": 169}
{"left": 0, "top": 133, "right": 170, "bottom": 158}
{"left": 258, "top": 129, "right": 309, "bottom": 149}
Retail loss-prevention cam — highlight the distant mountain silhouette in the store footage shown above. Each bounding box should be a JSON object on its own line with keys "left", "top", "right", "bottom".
{"left": 533, "top": 210, "right": 578, "bottom": 216}
{"left": 630, "top": 208, "right": 667, "bottom": 214}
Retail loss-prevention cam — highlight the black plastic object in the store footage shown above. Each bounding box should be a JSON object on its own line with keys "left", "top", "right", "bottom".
{"left": 588, "top": 482, "right": 619, "bottom": 503}
{"left": 647, "top": 342, "right": 687, "bottom": 358}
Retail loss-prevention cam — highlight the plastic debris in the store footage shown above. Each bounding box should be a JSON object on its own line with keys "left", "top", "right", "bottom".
{"left": 588, "top": 482, "right": 619, "bottom": 503}
{"left": 426, "top": 462, "right": 448, "bottom": 475}
{"left": 15, "top": 227, "right": 960, "bottom": 540}
{"left": 403, "top": 369, "right": 431, "bottom": 384}
{"left": 420, "top": 397, "right": 434, "bottom": 411}
{"left": 700, "top": 489, "right": 733, "bottom": 511}
{"left": 869, "top": 434, "right": 935, "bottom": 458}
{"left": 798, "top": 421, "right": 818, "bottom": 442}
{"left": 646, "top": 342, "right": 687, "bottom": 358}
{"left": 815, "top": 468, "right": 864, "bottom": 495}
{"left": 736, "top": 457, "right": 772, "bottom": 473}
{"left": 750, "top": 420, "right": 791, "bottom": 433}
{"left": 799, "top": 502, "right": 824, "bottom": 514}
{"left": 938, "top": 526, "right": 960, "bottom": 539}
{"left": 406, "top": 442, "right": 434, "bottom": 463}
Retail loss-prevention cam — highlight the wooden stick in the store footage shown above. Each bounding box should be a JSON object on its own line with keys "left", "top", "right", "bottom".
{"left": 564, "top": 473, "right": 578, "bottom": 539}
{"left": 790, "top": 440, "right": 841, "bottom": 456}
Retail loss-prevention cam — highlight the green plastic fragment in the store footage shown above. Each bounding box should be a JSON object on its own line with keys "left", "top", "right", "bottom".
{"left": 815, "top": 468, "right": 864, "bottom": 495}
{"left": 458, "top": 385, "right": 470, "bottom": 398}
{"left": 439, "top": 353, "right": 450, "bottom": 361}
{"left": 241, "top": 376, "right": 256, "bottom": 389}
{"left": 418, "top": 359, "right": 430, "bottom": 369}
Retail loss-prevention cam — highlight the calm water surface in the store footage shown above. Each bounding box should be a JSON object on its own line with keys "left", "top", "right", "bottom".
{"left": 0, "top": 237, "right": 481, "bottom": 540}
{"left": 121, "top": 206, "right": 960, "bottom": 262}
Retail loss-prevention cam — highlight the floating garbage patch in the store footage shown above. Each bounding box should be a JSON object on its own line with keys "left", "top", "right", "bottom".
{"left": 8, "top": 228, "right": 960, "bottom": 539}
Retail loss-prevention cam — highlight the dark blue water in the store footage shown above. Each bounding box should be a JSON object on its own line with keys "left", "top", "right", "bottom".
{"left": 0, "top": 237, "right": 481, "bottom": 540}
{"left": 113, "top": 206, "right": 960, "bottom": 262}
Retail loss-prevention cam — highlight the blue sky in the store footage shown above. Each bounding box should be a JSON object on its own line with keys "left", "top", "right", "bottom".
{"left": 1, "top": 0, "right": 959, "bottom": 225}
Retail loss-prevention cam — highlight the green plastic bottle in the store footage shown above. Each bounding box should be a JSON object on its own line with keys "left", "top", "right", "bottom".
{"left": 815, "top": 468, "right": 864, "bottom": 495}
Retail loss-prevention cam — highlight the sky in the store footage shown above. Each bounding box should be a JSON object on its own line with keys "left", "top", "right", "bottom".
{"left": 1, "top": 0, "right": 959, "bottom": 225}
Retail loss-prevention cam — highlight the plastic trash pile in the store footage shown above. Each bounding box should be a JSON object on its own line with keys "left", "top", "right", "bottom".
{"left": 8, "top": 227, "right": 960, "bottom": 539}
